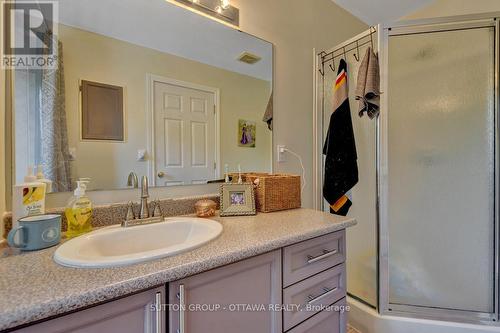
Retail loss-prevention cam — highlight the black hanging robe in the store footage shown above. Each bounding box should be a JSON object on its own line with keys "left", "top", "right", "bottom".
{"left": 323, "top": 59, "right": 358, "bottom": 216}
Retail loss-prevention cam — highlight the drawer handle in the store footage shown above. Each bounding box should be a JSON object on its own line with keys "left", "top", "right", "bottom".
{"left": 307, "top": 287, "right": 339, "bottom": 305}
{"left": 176, "top": 284, "right": 186, "bottom": 333}
{"left": 307, "top": 249, "right": 338, "bottom": 264}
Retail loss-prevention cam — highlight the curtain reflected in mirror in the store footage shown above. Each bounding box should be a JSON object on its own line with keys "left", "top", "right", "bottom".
{"left": 15, "top": 34, "right": 72, "bottom": 192}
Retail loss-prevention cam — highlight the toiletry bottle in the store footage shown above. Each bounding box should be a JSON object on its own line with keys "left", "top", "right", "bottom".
{"left": 12, "top": 166, "right": 47, "bottom": 242}
{"left": 65, "top": 179, "right": 92, "bottom": 238}
{"left": 36, "top": 165, "right": 53, "bottom": 193}
{"left": 224, "top": 164, "right": 229, "bottom": 183}
{"left": 12, "top": 166, "right": 47, "bottom": 219}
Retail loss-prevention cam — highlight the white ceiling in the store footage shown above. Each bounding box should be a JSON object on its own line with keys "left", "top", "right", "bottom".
{"left": 331, "top": 0, "right": 435, "bottom": 25}
{"left": 57, "top": 0, "right": 273, "bottom": 81}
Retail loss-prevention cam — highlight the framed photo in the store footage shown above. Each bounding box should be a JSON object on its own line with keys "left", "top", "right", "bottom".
{"left": 220, "top": 183, "right": 256, "bottom": 217}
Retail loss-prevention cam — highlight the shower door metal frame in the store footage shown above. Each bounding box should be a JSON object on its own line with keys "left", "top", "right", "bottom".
{"left": 312, "top": 27, "right": 380, "bottom": 310}
{"left": 378, "top": 13, "right": 500, "bottom": 324}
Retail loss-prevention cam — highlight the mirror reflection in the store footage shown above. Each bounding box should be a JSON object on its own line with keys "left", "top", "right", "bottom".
{"left": 12, "top": 0, "right": 273, "bottom": 192}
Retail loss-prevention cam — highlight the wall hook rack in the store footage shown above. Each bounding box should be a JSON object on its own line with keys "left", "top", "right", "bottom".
{"left": 317, "top": 26, "right": 376, "bottom": 77}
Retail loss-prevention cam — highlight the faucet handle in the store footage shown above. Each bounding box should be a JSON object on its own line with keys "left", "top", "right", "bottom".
{"left": 127, "top": 172, "right": 139, "bottom": 188}
{"left": 152, "top": 200, "right": 163, "bottom": 218}
{"left": 125, "top": 201, "right": 136, "bottom": 221}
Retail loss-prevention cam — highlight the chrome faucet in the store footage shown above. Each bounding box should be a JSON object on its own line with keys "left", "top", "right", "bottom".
{"left": 127, "top": 172, "right": 139, "bottom": 188}
{"left": 121, "top": 176, "right": 164, "bottom": 228}
{"left": 139, "top": 176, "right": 149, "bottom": 219}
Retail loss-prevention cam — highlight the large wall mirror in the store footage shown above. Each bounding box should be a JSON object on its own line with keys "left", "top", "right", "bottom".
{"left": 10, "top": 0, "right": 273, "bottom": 193}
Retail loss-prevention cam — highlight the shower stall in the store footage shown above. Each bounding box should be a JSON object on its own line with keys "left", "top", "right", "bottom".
{"left": 313, "top": 13, "right": 500, "bottom": 332}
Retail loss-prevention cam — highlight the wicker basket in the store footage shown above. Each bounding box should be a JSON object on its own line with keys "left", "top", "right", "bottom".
{"left": 230, "top": 173, "right": 301, "bottom": 212}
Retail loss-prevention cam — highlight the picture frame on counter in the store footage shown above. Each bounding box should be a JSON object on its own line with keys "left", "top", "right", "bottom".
{"left": 220, "top": 183, "right": 256, "bottom": 217}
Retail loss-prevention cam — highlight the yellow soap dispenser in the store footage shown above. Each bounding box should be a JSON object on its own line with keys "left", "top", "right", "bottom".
{"left": 65, "top": 179, "right": 93, "bottom": 238}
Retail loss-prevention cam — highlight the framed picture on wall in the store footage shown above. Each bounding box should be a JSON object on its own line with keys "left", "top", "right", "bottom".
{"left": 220, "top": 183, "right": 256, "bottom": 216}
{"left": 238, "top": 119, "right": 256, "bottom": 148}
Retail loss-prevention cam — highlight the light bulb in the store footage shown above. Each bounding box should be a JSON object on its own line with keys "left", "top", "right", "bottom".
{"left": 220, "top": 0, "right": 230, "bottom": 9}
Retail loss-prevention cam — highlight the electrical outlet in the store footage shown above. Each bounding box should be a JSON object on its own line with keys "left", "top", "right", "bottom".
{"left": 137, "top": 149, "right": 147, "bottom": 161}
{"left": 277, "top": 145, "right": 286, "bottom": 163}
{"left": 68, "top": 147, "right": 77, "bottom": 161}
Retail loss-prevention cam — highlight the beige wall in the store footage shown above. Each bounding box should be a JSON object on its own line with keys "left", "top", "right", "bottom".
{"left": 232, "top": 0, "right": 367, "bottom": 207}
{"left": 60, "top": 24, "right": 272, "bottom": 190}
{"left": 404, "top": 0, "right": 500, "bottom": 19}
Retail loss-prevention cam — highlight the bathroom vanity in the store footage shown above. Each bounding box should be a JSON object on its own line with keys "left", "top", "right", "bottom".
{"left": 0, "top": 209, "right": 355, "bottom": 333}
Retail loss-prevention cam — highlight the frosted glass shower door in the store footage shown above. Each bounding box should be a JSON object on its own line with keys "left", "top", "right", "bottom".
{"left": 387, "top": 27, "right": 495, "bottom": 313}
{"left": 386, "top": 27, "right": 495, "bottom": 313}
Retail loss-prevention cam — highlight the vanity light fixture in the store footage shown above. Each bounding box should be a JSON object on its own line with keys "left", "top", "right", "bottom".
{"left": 220, "top": 0, "right": 230, "bottom": 10}
{"left": 237, "top": 52, "right": 262, "bottom": 64}
{"left": 168, "top": 0, "right": 239, "bottom": 28}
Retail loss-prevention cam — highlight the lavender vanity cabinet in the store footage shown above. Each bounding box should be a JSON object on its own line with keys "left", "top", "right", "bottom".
{"left": 168, "top": 250, "right": 282, "bottom": 333}
{"left": 12, "top": 287, "right": 166, "bottom": 333}
{"left": 168, "top": 230, "right": 347, "bottom": 333}
{"left": 282, "top": 230, "right": 347, "bottom": 333}
{"left": 283, "top": 231, "right": 345, "bottom": 288}
{"left": 287, "top": 298, "right": 347, "bottom": 333}
{"left": 283, "top": 264, "right": 346, "bottom": 331}
{"left": 9, "top": 230, "right": 348, "bottom": 333}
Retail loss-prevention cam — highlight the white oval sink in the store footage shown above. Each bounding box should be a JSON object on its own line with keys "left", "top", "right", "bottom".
{"left": 54, "top": 217, "right": 222, "bottom": 268}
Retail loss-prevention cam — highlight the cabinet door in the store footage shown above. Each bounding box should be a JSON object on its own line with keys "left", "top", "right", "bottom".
{"left": 14, "top": 287, "right": 165, "bottom": 333}
{"left": 169, "top": 250, "right": 282, "bottom": 333}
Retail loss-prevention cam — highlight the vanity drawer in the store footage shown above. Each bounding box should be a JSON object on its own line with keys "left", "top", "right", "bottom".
{"left": 283, "top": 230, "right": 345, "bottom": 287}
{"left": 283, "top": 264, "right": 346, "bottom": 331}
{"left": 287, "top": 298, "right": 347, "bottom": 333}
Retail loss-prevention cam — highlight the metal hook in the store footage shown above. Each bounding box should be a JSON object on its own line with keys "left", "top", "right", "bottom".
{"left": 329, "top": 59, "right": 335, "bottom": 73}
{"left": 353, "top": 41, "right": 360, "bottom": 62}
{"left": 342, "top": 47, "right": 347, "bottom": 60}
{"left": 318, "top": 51, "right": 327, "bottom": 76}
{"left": 319, "top": 61, "right": 325, "bottom": 76}
{"left": 369, "top": 26, "right": 374, "bottom": 50}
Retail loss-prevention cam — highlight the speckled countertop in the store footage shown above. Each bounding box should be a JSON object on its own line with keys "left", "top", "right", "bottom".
{"left": 0, "top": 208, "right": 356, "bottom": 331}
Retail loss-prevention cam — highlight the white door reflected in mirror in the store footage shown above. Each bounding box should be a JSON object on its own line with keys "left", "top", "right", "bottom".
{"left": 153, "top": 78, "right": 217, "bottom": 187}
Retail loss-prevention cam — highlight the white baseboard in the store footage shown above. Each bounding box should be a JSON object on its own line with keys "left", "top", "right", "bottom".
{"left": 347, "top": 297, "right": 500, "bottom": 333}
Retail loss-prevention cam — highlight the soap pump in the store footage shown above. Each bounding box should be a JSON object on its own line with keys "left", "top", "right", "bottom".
{"left": 65, "top": 178, "right": 93, "bottom": 238}
{"left": 24, "top": 166, "right": 37, "bottom": 182}
{"left": 36, "top": 165, "right": 53, "bottom": 193}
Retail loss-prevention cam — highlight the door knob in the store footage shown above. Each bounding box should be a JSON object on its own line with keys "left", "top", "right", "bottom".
{"left": 157, "top": 171, "right": 165, "bottom": 178}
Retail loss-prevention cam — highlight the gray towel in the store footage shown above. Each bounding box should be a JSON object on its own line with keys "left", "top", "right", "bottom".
{"left": 355, "top": 47, "right": 380, "bottom": 119}
{"left": 262, "top": 92, "right": 273, "bottom": 130}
